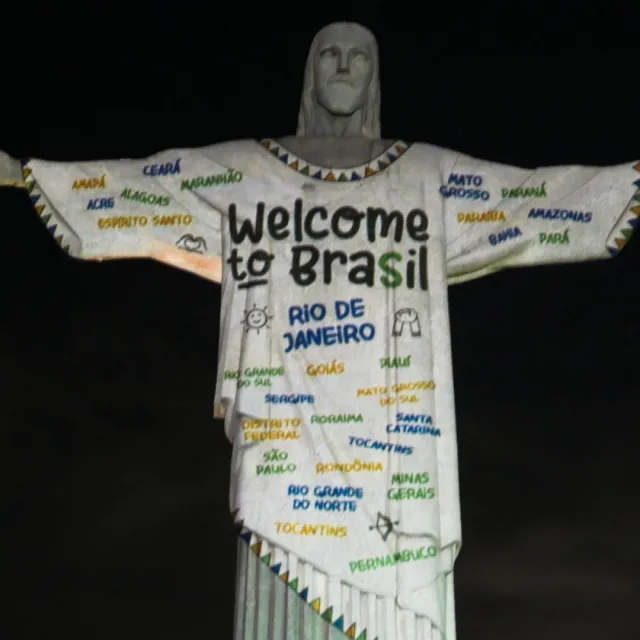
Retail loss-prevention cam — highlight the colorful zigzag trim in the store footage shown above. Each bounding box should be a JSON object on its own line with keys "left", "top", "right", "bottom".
{"left": 260, "top": 138, "right": 409, "bottom": 183}
{"left": 232, "top": 509, "right": 374, "bottom": 640}
{"left": 606, "top": 161, "right": 640, "bottom": 256}
{"left": 20, "top": 159, "right": 71, "bottom": 254}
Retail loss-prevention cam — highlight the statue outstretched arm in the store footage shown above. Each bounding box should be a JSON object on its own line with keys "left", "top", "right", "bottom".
{"left": 0, "top": 148, "right": 229, "bottom": 283}
{"left": 442, "top": 150, "right": 640, "bottom": 284}
{"left": 0, "top": 152, "right": 24, "bottom": 188}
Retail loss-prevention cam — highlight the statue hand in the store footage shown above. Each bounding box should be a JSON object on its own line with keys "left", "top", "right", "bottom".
{"left": 0, "top": 150, "right": 23, "bottom": 185}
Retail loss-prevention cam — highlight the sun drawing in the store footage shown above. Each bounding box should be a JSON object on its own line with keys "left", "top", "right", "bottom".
{"left": 241, "top": 304, "right": 273, "bottom": 333}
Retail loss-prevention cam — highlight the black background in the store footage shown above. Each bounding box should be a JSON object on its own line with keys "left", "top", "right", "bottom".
{"left": 1, "top": 6, "right": 639, "bottom": 639}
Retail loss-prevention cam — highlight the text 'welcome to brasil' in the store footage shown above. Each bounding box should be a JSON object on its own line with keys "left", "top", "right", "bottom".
{"left": 225, "top": 199, "right": 430, "bottom": 290}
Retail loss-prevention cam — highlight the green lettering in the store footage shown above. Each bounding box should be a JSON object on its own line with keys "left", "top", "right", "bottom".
{"left": 378, "top": 251, "right": 402, "bottom": 289}
{"left": 378, "top": 251, "right": 403, "bottom": 288}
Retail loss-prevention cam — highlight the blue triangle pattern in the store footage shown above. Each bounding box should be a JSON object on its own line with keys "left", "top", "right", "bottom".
{"left": 259, "top": 138, "right": 410, "bottom": 182}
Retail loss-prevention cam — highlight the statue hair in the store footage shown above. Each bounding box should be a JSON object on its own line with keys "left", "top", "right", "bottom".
{"left": 296, "top": 23, "right": 381, "bottom": 139}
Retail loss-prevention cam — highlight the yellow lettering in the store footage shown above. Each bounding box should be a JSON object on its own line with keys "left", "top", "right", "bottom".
{"left": 356, "top": 385, "right": 388, "bottom": 397}
{"left": 391, "top": 381, "right": 436, "bottom": 392}
{"left": 457, "top": 210, "right": 506, "bottom": 223}
{"left": 274, "top": 522, "right": 348, "bottom": 537}
{"left": 244, "top": 431, "right": 300, "bottom": 442}
{"left": 241, "top": 418, "right": 301, "bottom": 429}
{"left": 306, "top": 360, "right": 345, "bottom": 376}
{"left": 98, "top": 215, "right": 148, "bottom": 230}
{"left": 72, "top": 176, "right": 106, "bottom": 190}
{"left": 151, "top": 214, "right": 192, "bottom": 227}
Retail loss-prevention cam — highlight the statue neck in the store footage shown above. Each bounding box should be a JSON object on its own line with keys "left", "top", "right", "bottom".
{"left": 307, "top": 106, "right": 364, "bottom": 137}
{"left": 277, "top": 105, "right": 387, "bottom": 168}
{"left": 275, "top": 136, "right": 392, "bottom": 169}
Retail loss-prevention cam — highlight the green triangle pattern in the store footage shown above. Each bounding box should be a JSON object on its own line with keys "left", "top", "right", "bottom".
{"left": 321, "top": 606, "right": 333, "bottom": 622}
{"left": 607, "top": 164, "right": 640, "bottom": 255}
{"left": 22, "top": 165, "right": 69, "bottom": 253}
{"left": 237, "top": 526, "right": 374, "bottom": 640}
{"left": 259, "top": 138, "right": 410, "bottom": 182}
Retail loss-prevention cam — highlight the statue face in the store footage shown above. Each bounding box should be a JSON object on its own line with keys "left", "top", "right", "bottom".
{"left": 313, "top": 24, "right": 374, "bottom": 117}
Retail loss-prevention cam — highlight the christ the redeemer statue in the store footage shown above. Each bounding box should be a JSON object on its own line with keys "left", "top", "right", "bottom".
{"left": 1, "top": 22, "right": 638, "bottom": 640}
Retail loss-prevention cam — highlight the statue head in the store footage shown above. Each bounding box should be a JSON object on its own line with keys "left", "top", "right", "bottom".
{"left": 296, "top": 22, "right": 381, "bottom": 139}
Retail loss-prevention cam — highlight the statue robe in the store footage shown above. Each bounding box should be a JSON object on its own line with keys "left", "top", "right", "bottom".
{"left": 20, "top": 138, "right": 639, "bottom": 639}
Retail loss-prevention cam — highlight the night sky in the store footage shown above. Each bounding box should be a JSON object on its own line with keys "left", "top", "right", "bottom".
{"left": 1, "top": 7, "right": 639, "bottom": 640}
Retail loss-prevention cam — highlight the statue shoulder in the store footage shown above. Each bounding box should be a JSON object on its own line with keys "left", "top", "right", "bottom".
{"left": 192, "top": 138, "right": 260, "bottom": 167}
{"left": 164, "top": 138, "right": 267, "bottom": 181}
{"left": 407, "top": 141, "right": 454, "bottom": 157}
{"left": 405, "top": 141, "right": 459, "bottom": 169}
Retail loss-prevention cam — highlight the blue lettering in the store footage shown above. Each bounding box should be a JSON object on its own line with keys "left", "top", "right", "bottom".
{"left": 396, "top": 413, "right": 432, "bottom": 423}
{"left": 347, "top": 435, "right": 413, "bottom": 455}
{"left": 439, "top": 185, "right": 490, "bottom": 200}
{"left": 142, "top": 158, "right": 181, "bottom": 177}
{"left": 334, "top": 298, "right": 365, "bottom": 320}
{"left": 527, "top": 208, "right": 592, "bottom": 223}
{"left": 282, "top": 322, "right": 376, "bottom": 354}
{"left": 288, "top": 485, "right": 309, "bottom": 495}
{"left": 314, "top": 499, "right": 357, "bottom": 512}
{"left": 265, "top": 394, "right": 315, "bottom": 404}
{"left": 313, "top": 486, "right": 364, "bottom": 499}
{"left": 386, "top": 423, "right": 441, "bottom": 437}
{"left": 488, "top": 226, "right": 522, "bottom": 246}
{"left": 447, "top": 173, "right": 483, "bottom": 187}
{"left": 288, "top": 303, "right": 326, "bottom": 326}
{"left": 87, "top": 197, "right": 114, "bottom": 211}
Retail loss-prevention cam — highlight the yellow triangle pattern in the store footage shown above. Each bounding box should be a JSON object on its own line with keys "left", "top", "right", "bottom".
{"left": 259, "top": 138, "right": 410, "bottom": 182}
{"left": 234, "top": 522, "right": 369, "bottom": 640}
{"left": 22, "top": 162, "right": 71, "bottom": 255}
{"left": 606, "top": 164, "right": 640, "bottom": 256}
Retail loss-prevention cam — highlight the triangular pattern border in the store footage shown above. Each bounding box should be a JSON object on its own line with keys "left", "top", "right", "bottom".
{"left": 233, "top": 513, "right": 372, "bottom": 640}
{"left": 259, "top": 139, "right": 410, "bottom": 182}
{"left": 607, "top": 163, "right": 640, "bottom": 256}
{"left": 21, "top": 160, "right": 71, "bottom": 254}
